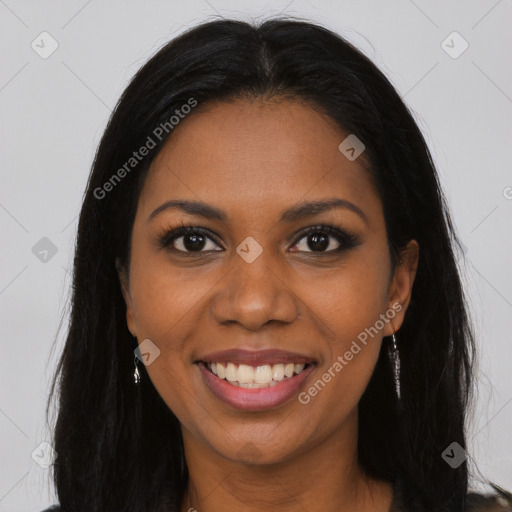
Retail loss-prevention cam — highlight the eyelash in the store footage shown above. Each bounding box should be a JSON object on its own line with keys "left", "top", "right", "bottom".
{"left": 154, "top": 221, "right": 360, "bottom": 256}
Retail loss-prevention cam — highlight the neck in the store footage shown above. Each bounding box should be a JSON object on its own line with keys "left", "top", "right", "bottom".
{"left": 179, "top": 411, "right": 393, "bottom": 512}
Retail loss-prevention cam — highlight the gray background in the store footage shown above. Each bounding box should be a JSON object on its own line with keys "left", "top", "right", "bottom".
{"left": 0, "top": 1, "right": 511, "bottom": 510}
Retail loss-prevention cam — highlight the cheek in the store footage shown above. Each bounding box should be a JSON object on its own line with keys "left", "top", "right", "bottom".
{"left": 127, "top": 246, "right": 204, "bottom": 385}
{"left": 128, "top": 251, "right": 209, "bottom": 426}
{"left": 299, "top": 252, "right": 391, "bottom": 348}
{"left": 129, "top": 245, "right": 212, "bottom": 341}
{"left": 294, "top": 248, "right": 390, "bottom": 409}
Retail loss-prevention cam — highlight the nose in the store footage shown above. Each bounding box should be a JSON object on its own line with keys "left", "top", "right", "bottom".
{"left": 210, "top": 248, "right": 300, "bottom": 331}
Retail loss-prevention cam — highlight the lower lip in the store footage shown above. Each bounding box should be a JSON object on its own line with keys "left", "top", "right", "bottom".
{"left": 197, "top": 362, "right": 316, "bottom": 411}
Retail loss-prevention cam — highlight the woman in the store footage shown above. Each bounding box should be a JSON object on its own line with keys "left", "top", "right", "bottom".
{"left": 43, "top": 18, "right": 512, "bottom": 512}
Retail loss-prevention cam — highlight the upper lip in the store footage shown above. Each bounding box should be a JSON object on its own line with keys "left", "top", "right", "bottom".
{"left": 196, "top": 348, "right": 316, "bottom": 366}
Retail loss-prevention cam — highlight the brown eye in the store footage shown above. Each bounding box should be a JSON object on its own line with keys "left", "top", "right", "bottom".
{"left": 158, "top": 225, "right": 223, "bottom": 253}
{"left": 290, "top": 225, "right": 360, "bottom": 254}
{"left": 295, "top": 231, "right": 338, "bottom": 252}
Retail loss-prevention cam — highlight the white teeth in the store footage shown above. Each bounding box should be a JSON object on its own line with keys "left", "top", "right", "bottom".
{"left": 225, "top": 362, "right": 238, "bottom": 382}
{"left": 206, "top": 361, "right": 310, "bottom": 387}
{"left": 238, "top": 382, "right": 268, "bottom": 388}
{"left": 237, "top": 364, "right": 255, "bottom": 383}
{"left": 254, "top": 365, "right": 272, "bottom": 384}
{"left": 272, "top": 364, "right": 285, "bottom": 381}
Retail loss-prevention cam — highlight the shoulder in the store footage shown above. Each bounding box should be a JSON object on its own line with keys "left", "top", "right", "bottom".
{"left": 40, "top": 506, "right": 60, "bottom": 511}
{"left": 465, "top": 492, "right": 512, "bottom": 511}
{"left": 391, "top": 479, "right": 512, "bottom": 511}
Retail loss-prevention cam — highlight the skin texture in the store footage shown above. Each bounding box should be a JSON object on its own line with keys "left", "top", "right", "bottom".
{"left": 118, "top": 98, "right": 419, "bottom": 512}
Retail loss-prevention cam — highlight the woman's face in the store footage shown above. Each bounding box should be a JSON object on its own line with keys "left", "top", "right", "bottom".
{"left": 119, "top": 98, "right": 417, "bottom": 465}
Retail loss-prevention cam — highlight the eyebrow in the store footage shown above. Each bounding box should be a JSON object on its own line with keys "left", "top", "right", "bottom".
{"left": 147, "top": 198, "right": 367, "bottom": 224}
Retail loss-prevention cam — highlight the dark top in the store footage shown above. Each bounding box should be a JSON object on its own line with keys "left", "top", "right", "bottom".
{"left": 389, "top": 479, "right": 512, "bottom": 511}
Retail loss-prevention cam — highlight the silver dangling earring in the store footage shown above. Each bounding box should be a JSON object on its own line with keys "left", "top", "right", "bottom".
{"left": 388, "top": 333, "right": 401, "bottom": 400}
{"left": 132, "top": 334, "right": 141, "bottom": 385}
{"left": 133, "top": 355, "right": 141, "bottom": 384}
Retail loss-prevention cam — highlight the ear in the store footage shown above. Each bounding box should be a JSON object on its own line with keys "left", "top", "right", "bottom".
{"left": 383, "top": 240, "right": 419, "bottom": 336}
{"left": 115, "top": 258, "right": 137, "bottom": 338}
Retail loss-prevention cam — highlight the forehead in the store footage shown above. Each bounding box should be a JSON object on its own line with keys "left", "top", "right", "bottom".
{"left": 138, "top": 98, "right": 379, "bottom": 222}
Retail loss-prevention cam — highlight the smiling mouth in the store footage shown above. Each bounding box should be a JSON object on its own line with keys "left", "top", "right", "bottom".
{"left": 200, "top": 361, "right": 314, "bottom": 388}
